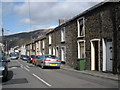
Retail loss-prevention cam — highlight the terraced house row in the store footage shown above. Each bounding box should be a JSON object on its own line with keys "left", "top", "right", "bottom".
{"left": 25, "top": 2, "right": 120, "bottom": 74}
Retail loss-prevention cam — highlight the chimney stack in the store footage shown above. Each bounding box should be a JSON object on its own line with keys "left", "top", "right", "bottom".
{"left": 59, "top": 19, "right": 67, "bottom": 25}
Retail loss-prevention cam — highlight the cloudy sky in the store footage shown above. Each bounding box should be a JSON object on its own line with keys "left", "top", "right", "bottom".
{"left": 1, "top": 0, "right": 105, "bottom": 35}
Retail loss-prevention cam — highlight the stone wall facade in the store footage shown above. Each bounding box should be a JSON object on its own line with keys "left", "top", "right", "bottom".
{"left": 25, "top": 2, "right": 120, "bottom": 73}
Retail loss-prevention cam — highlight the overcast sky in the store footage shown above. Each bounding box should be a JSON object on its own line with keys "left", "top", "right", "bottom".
{"left": 1, "top": 0, "right": 104, "bottom": 35}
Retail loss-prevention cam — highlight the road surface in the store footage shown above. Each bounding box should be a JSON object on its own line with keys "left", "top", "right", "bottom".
{"left": 1, "top": 59, "right": 118, "bottom": 89}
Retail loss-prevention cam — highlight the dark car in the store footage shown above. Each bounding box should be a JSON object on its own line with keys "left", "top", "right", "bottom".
{"left": 21, "top": 55, "right": 30, "bottom": 61}
{"left": 0, "top": 52, "right": 10, "bottom": 82}
{"left": 20, "top": 55, "right": 24, "bottom": 59}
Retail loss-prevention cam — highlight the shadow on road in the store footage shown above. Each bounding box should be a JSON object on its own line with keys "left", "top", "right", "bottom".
{"left": 2, "top": 70, "right": 13, "bottom": 83}
{"left": 7, "top": 71, "right": 13, "bottom": 81}
{"left": 44, "top": 66, "right": 60, "bottom": 70}
{"left": 2, "top": 71, "right": 28, "bottom": 85}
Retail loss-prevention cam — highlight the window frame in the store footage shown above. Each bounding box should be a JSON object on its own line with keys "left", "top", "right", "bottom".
{"left": 49, "top": 34, "right": 52, "bottom": 45}
{"left": 77, "top": 40, "right": 86, "bottom": 59}
{"left": 77, "top": 17, "right": 85, "bottom": 37}
{"left": 61, "top": 27, "right": 66, "bottom": 42}
{"left": 42, "top": 40, "right": 45, "bottom": 49}
{"left": 49, "top": 46, "right": 52, "bottom": 55}
{"left": 53, "top": 47, "right": 56, "bottom": 56}
{"left": 56, "top": 46, "right": 59, "bottom": 57}
{"left": 61, "top": 46, "right": 66, "bottom": 62}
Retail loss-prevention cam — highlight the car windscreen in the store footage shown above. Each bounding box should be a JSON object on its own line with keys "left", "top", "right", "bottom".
{"left": 11, "top": 55, "right": 17, "bottom": 57}
{"left": 45, "top": 55, "right": 57, "bottom": 59}
{"left": 31, "top": 55, "right": 35, "bottom": 58}
{"left": 36, "top": 56, "right": 41, "bottom": 59}
{"left": 24, "top": 56, "right": 29, "bottom": 58}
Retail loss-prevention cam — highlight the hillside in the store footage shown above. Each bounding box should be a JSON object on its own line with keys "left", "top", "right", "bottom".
{"left": 2, "top": 29, "right": 49, "bottom": 50}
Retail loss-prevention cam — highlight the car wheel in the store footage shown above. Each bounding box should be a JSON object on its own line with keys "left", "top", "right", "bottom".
{"left": 41, "top": 64, "right": 45, "bottom": 69}
{"left": 57, "top": 67, "right": 60, "bottom": 69}
{"left": 36, "top": 62, "right": 39, "bottom": 66}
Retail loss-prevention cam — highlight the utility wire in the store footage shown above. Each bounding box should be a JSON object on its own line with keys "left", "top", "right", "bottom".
{"left": 0, "top": 0, "right": 2, "bottom": 30}
{"left": 0, "top": 0, "right": 4, "bottom": 44}
{"left": 28, "top": 0, "right": 32, "bottom": 32}
{"left": 28, "top": 0, "right": 34, "bottom": 42}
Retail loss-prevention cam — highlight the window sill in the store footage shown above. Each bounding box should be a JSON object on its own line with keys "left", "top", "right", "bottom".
{"left": 61, "top": 40, "right": 65, "bottom": 42}
{"left": 78, "top": 35, "right": 85, "bottom": 38}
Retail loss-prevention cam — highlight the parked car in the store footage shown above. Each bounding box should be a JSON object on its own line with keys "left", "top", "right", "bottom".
{"left": 32, "top": 55, "right": 41, "bottom": 65}
{"left": 21, "top": 55, "right": 30, "bottom": 61}
{"left": 10, "top": 54, "right": 19, "bottom": 60}
{"left": 0, "top": 52, "right": 10, "bottom": 82}
{"left": 20, "top": 55, "right": 24, "bottom": 59}
{"left": 36, "top": 54, "right": 61, "bottom": 69}
{"left": 27, "top": 55, "right": 35, "bottom": 63}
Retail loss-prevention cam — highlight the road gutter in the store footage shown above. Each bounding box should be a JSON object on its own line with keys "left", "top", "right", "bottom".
{"left": 61, "top": 67, "right": 118, "bottom": 81}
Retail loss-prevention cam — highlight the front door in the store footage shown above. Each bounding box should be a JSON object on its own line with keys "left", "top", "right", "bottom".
{"left": 106, "top": 41, "right": 113, "bottom": 72}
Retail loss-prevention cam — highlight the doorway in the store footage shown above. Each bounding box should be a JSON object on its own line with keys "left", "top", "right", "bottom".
{"left": 61, "top": 46, "right": 66, "bottom": 62}
{"left": 91, "top": 39, "right": 100, "bottom": 71}
{"left": 106, "top": 41, "right": 113, "bottom": 72}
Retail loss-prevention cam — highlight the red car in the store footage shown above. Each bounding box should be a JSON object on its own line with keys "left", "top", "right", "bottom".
{"left": 32, "top": 55, "right": 41, "bottom": 65}
{"left": 27, "top": 55, "right": 35, "bottom": 63}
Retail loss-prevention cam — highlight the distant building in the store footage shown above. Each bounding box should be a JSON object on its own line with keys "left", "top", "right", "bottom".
{"left": 0, "top": 43, "right": 4, "bottom": 52}
{"left": 20, "top": 45, "right": 26, "bottom": 55}
{"left": 59, "top": 19, "right": 67, "bottom": 25}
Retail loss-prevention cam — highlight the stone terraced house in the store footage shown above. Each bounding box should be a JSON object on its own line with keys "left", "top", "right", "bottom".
{"left": 25, "top": 2, "right": 120, "bottom": 74}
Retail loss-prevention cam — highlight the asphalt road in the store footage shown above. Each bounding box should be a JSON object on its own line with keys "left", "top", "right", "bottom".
{"left": 1, "top": 59, "right": 119, "bottom": 89}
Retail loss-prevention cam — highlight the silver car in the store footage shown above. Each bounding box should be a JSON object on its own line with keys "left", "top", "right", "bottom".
{"left": 36, "top": 54, "right": 61, "bottom": 69}
{"left": 10, "top": 54, "right": 19, "bottom": 60}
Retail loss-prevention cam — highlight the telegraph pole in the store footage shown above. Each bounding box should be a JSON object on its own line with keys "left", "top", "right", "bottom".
{"left": 1, "top": 28, "right": 4, "bottom": 45}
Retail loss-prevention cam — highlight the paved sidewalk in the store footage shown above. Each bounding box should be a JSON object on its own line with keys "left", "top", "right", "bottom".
{"left": 60, "top": 64, "right": 119, "bottom": 81}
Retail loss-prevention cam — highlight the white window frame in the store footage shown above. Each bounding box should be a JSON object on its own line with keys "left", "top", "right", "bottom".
{"left": 77, "top": 17, "right": 85, "bottom": 37}
{"left": 77, "top": 40, "right": 85, "bottom": 59}
{"left": 56, "top": 46, "right": 59, "bottom": 57}
{"left": 53, "top": 47, "right": 56, "bottom": 56}
{"left": 30, "top": 44, "right": 32, "bottom": 50}
{"left": 38, "top": 41, "right": 42, "bottom": 55}
{"left": 61, "top": 46, "right": 66, "bottom": 62}
{"left": 42, "top": 40, "right": 45, "bottom": 49}
{"left": 38, "top": 41, "right": 41, "bottom": 51}
{"left": 61, "top": 27, "right": 65, "bottom": 42}
{"left": 49, "top": 34, "right": 52, "bottom": 45}
{"left": 42, "top": 49, "right": 45, "bottom": 55}
{"left": 49, "top": 46, "right": 52, "bottom": 55}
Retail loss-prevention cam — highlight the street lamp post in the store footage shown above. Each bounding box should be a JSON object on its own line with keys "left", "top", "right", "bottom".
{"left": 5, "top": 39, "right": 12, "bottom": 55}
